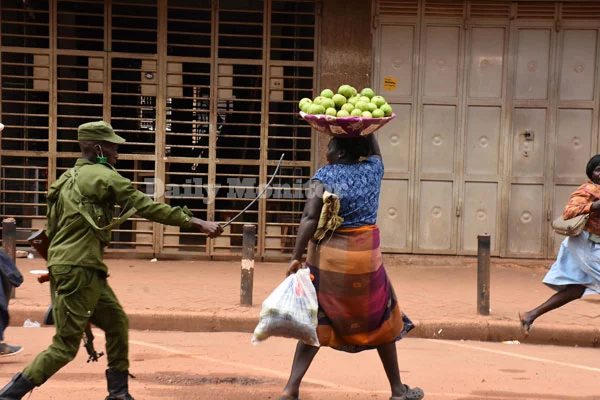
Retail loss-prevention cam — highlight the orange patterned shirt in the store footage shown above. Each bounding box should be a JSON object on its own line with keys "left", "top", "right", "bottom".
{"left": 563, "top": 181, "right": 600, "bottom": 235}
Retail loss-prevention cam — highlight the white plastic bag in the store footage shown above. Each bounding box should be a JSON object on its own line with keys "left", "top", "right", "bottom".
{"left": 252, "top": 268, "right": 319, "bottom": 346}
{"left": 23, "top": 319, "right": 41, "bottom": 328}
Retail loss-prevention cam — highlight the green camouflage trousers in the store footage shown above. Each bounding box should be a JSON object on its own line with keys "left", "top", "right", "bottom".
{"left": 23, "top": 265, "right": 129, "bottom": 386}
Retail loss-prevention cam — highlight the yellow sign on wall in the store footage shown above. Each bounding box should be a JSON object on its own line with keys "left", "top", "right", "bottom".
{"left": 383, "top": 77, "right": 397, "bottom": 91}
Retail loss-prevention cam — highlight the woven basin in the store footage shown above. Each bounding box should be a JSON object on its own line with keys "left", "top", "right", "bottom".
{"left": 299, "top": 111, "right": 396, "bottom": 137}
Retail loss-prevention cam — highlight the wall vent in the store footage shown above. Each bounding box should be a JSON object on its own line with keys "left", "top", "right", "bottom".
{"left": 516, "top": 2, "right": 556, "bottom": 20}
{"left": 425, "top": 0, "right": 465, "bottom": 18}
{"left": 469, "top": 1, "right": 511, "bottom": 19}
{"left": 561, "top": 2, "right": 600, "bottom": 20}
{"left": 379, "top": 0, "right": 419, "bottom": 17}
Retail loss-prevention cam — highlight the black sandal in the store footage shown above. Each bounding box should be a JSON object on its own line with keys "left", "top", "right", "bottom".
{"left": 390, "top": 384, "right": 425, "bottom": 400}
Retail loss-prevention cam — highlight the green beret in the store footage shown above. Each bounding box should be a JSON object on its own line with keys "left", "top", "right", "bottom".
{"left": 77, "top": 121, "right": 125, "bottom": 144}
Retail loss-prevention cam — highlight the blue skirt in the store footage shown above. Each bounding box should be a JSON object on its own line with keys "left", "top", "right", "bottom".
{"left": 544, "top": 231, "right": 600, "bottom": 296}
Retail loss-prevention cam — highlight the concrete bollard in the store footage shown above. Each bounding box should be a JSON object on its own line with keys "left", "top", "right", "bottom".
{"left": 477, "top": 234, "right": 491, "bottom": 315}
{"left": 2, "top": 218, "right": 17, "bottom": 299}
{"left": 240, "top": 224, "right": 256, "bottom": 306}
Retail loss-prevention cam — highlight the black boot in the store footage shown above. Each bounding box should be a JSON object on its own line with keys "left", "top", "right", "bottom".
{"left": 0, "top": 372, "right": 35, "bottom": 400}
{"left": 105, "top": 369, "right": 135, "bottom": 400}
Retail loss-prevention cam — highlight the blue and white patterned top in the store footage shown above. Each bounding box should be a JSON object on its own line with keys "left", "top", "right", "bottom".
{"left": 312, "top": 156, "right": 384, "bottom": 228}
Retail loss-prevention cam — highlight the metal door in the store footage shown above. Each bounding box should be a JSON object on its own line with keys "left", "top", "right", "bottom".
{"left": 459, "top": 24, "right": 507, "bottom": 255}
{"left": 375, "top": 21, "right": 418, "bottom": 252}
{"left": 374, "top": 0, "right": 600, "bottom": 258}
{"left": 0, "top": 0, "right": 318, "bottom": 258}
{"left": 375, "top": 1, "right": 511, "bottom": 255}
{"left": 550, "top": 25, "right": 600, "bottom": 256}
{"left": 506, "top": 21, "right": 555, "bottom": 258}
{"left": 415, "top": 23, "right": 463, "bottom": 253}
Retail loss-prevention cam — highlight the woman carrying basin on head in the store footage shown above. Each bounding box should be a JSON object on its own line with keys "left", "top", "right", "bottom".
{"left": 279, "top": 132, "right": 423, "bottom": 400}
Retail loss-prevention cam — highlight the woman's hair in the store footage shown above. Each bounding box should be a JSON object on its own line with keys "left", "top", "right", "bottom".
{"left": 330, "top": 136, "right": 371, "bottom": 160}
{"left": 586, "top": 154, "right": 600, "bottom": 179}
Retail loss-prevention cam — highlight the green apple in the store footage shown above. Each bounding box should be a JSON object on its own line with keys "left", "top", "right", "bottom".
{"left": 341, "top": 103, "right": 354, "bottom": 112}
{"left": 299, "top": 97, "right": 312, "bottom": 109}
{"left": 372, "top": 108, "right": 384, "bottom": 118}
{"left": 359, "top": 96, "right": 371, "bottom": 103}
{"left": 355, "top": 101, "right": 369, "bottom": 112}
{"left": 347, "top": 96, "right": 360, "bottom": 106}
{"left": 301, "top": 102, "right": 312, "bottom": 113}
{"left": 361, "top": 111, "right": 373, "bottom": 118}
{"left": 350, "top": 108, "right": 363, "bottom": 117}
{"left": 308, "top": 103, "right": 325, "bottom": 115}
{"left": 313, "top": 96, "right": 326, "bottom": 105}
{"left": 360, "top": 87, "right": 375, "bottom": 99}
{"left": 332, "top": 93, "right": 347, "bottom": 108}
{"left": 337, "top": 109, "right": 350, "bottom": 117}
{"left": 371, "top": 95, "right": 386, "bottom": 108}
{"left": 320, "top": 88, "right": 334, "bottom": 98}
{"left": 366, "top": 102, "right": 377, "bottom": 112}
{"left": 380, "top": 103, "right": 393, "bottom": 117}
{"left": 338, "top": 84, "right": 357, "bottom": 99}
{"left": 326, "top": 107, "right": 337, "bottom": 116}
{"left": 321, "top": 98, "right": 335, "bottom": 110}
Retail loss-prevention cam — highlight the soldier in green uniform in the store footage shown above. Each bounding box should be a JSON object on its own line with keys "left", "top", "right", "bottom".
{"left": 0, "top": 121, "right": 223, "bottom": 399}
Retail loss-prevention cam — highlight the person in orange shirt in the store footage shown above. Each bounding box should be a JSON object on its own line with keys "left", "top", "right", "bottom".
{"left": 520, "top": 154, "right": 600, "bottom": 335}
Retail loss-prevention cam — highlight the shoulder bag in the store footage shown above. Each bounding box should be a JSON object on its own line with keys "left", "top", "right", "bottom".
{"left": 551, "top": 213, "right": 589, "bottom": 236}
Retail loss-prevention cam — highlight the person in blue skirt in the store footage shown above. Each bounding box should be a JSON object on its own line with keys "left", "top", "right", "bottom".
{"left": 520, "top": 154, "right": 600, "bottom": 335}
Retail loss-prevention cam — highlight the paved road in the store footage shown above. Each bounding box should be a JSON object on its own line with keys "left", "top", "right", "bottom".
{"left": 1, "top": 328, "right": 598, "bottom": 399}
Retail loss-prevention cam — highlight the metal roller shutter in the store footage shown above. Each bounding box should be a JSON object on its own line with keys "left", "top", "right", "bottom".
{"left": 0, "top": 0, "right": 318, "bottom": 259}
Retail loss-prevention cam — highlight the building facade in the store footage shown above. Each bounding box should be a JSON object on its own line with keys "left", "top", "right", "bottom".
{"left": 0, "top": 0, "right": 330, "bottom": 259}
{"left": 2, "top": 0, "right": 600, "bottom": 259}
{"left": 374, "top": 0, "right": 600, "bottom": 258}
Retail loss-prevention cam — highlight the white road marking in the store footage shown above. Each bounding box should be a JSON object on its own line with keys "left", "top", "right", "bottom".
{"left": 429, "top": 339, "right": 600, "bottom": 373}
{"left": 127, "top": 338, "right": 570, "bottom": 399}
{"left": 116, "top": 335, "right": 598, "bottom": 399}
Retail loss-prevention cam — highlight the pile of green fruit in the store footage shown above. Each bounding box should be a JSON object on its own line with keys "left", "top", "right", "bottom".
{"left": 299, "top": 85, "right": 393, "bottom": 119}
